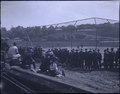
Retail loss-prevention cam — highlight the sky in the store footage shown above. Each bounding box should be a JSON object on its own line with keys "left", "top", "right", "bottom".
{"left": 1, "top": 1, "right": 119, "bottom": 30}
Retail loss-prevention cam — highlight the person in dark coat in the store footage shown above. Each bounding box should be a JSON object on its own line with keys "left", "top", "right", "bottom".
{"left": 92, "top": 50, "right": 98, "bottom": 70}
{"left": 21, "top": 48, "right": 36, "bottom": 69}
{"left": 79, "top": 49, "right": 84, "bottom": 69}
{"left": 69, "top": 49, "right": 75, "bottom": 67}
{"left": 74, "top": 49, "right": 79, "bottom": 67}
{"left": 39, "top": 51, "right": 55, "bottom": 72}
{"left": 88, "top": 49, "right": 93, "bottom": 70}
{"left": 97, "top": 49, "right": 102, "bottom": 69}
{"left": 103, "top": 49, "right": 109, "bottom": 70}
{"left": 109, "top": 48, "right": 115, "bottom": 70}
{"left": 40, "top": 54, "right": 51, "bottom": 72}
{"left": 84, "top": 49, "right": 89, "bottom": 70}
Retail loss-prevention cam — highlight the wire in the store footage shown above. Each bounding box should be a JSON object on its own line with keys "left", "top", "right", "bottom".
{"left": 24, "top": 30, "right": 33, "bottom": 47}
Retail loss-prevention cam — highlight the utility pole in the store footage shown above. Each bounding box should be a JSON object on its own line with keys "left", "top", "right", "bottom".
{"left": 107, "top": 19, "right": 114, "bottom": 48}
{"left": 70, "top": 29, "right": 72, "bottom": 50}
{"left": 71, "top": 21, "right": 77, "bottom": 50}
{"left": 94, "top": 18, "right": 97, "bottom": 49}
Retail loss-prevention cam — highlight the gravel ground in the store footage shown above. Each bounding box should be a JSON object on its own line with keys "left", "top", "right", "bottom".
{"left": 64, "top": 69, "right": 119, "bottom": 93}
{"left": 35, "top": 63, "right": 120, "bottom": 93}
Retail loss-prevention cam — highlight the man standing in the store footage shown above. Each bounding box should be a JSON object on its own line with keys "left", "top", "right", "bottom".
{"left": 22, "top": 48, "right": 36, "bottom": 69}
{"left": 103, "top": 49, "right": 109, "bottom": 70}
{"left": 97, "top": 49, "right": 102, "bottom": 69}
{"left": 92, "top": 50, "right": 98, "bottom": 70}
{"left": 109, "top": 48, "right": 115, "bottom": 70}
{"left": 79, "top": 49, "right": 84, "bottom": 69}
{"left": 84, "top": 49, "right": 89, "bottom": 70}
{"left": 88, "top": 49, "right": 93, "bottom": 71}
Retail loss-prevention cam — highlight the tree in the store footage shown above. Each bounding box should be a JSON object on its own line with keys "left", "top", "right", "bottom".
{"left": 48, "top": 25, "right": 55, "bottom": 33}
{"left": 66, "top": 25, "right": 76, "bottom": 32}
{"left": 41, "top": 26, "right": 48, "bottom": 35}
{"left": 1, "top": 27, "right": 8, "bottom": 38}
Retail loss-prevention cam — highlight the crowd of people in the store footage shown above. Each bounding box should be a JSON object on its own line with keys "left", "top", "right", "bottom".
{"left": 18, "top": 44, "right": 119, "bottom": 71}
{"left": 1, "top": 42, "right": 119, "bottom": 77}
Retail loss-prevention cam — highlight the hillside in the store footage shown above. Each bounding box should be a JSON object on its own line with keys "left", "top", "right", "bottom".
{"left": 1, "top": 20, "right": 119, "bottom": 47}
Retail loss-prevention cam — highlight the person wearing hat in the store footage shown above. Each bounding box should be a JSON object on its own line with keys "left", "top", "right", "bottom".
{"left": 84, "top": 48, "right": 89, "bottom": 70}
{"left": 21, "top": 48, "right": 36, "bottom": 69}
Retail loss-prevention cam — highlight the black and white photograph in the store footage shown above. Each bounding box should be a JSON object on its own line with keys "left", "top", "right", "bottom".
{"left": 1, "top": 0, "right": 119, "bottom": 93}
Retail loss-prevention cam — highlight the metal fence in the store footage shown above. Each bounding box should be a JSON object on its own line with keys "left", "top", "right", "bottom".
{"left": 3, "top": 17, "right": 119, "bottom": 49}
{"left": 37, "top": 17, "right": 119, "bottom": 48}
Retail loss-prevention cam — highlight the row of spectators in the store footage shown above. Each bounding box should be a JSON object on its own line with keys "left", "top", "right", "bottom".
{"left": 18, "top": 46, "right": 119, "bottom": 71}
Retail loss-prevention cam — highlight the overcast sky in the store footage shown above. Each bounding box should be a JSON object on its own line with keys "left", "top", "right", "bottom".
{"left": 1, "top": 1, "right": 119, "bottom": 30}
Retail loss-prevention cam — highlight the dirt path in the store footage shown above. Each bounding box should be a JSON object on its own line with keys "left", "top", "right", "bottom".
{"left": 35, "top": 63, "right": 119, "bottom": 93}
{"left": 64, "top": 69, "right": 119, "bottom": 93}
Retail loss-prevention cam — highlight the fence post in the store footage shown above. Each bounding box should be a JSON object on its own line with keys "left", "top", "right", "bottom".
{"left": 71, "top": 21, "right": 78, "bottom": 50}
{"left": 94, "top": 18, "right": 97, "bottom": 49}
